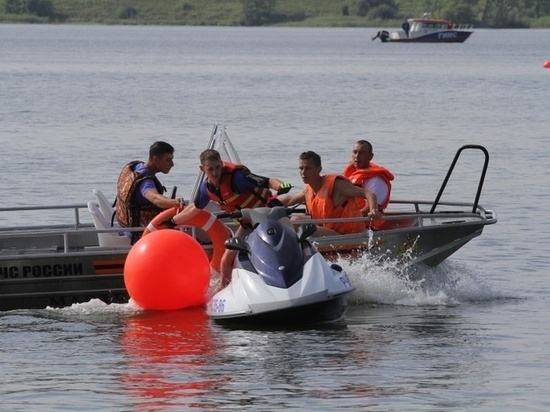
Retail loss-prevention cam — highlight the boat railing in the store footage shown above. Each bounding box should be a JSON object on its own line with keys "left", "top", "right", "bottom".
{"left": 0, "top": 204, "right": 90, "bottom": 231}
{"left": 430, "top": 145, "right": 489, "bottom": 214}
{"left": 303, "top": 209, "right": 495, "bottom": 227}
{"left": 287, "top": 199, "right": 496, "bottom": 227}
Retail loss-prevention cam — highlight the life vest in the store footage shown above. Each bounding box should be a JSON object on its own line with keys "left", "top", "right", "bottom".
{"left": 304, "top": 174, "right": 365, "bottom": 235}
{"left": 115, "top": 160, "right": 165, "bottom": 229}
{"left": 205, "top": 162, "right": 274, "bottom": 213}
{"left": 342, "top": 162, "right": 394, "bottom": 210}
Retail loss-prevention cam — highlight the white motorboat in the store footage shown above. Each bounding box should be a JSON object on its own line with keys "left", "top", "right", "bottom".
{"left": 0, "top": 126, "right": 496, "bottom": 311}
{"left": 373, "top": 13, "right": 473, "bottom": 43}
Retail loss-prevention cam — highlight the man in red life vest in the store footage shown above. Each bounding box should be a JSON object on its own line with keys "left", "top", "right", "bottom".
{"left": 279, "top": 151, "right": 380, "bottom": 236}
{"left": 343, "top": 140, "right": 394, "bottom": 211}
{"left": 167, "top": 149, "right": 292, "bottom": 287}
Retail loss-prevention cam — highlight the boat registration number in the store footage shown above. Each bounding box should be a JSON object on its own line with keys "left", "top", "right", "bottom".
{"left": 339, "top": 273, "right": 352, "bottom": 288}
{"left": 209, "top": 298, "right": 226, "bottom": 313}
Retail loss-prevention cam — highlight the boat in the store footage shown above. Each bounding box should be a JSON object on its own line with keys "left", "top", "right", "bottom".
{"left": 373, "top": 13, "right": 473, "bottom": 43}
{"left": 206, "top": 207, "right": 355, "bottom": 326}
{"left": 0, "top": 127, "right": 497, "bottom": 311}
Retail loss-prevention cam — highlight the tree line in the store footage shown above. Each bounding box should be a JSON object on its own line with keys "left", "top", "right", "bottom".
{"left": 3, "top": 0, "right": 550, "bottom": 28}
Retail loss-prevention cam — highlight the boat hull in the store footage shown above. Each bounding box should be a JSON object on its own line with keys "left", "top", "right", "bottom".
{"left": 315, "top": 215, "right": 488, "bottom": 267}
{"left": 386, "top": 31, "right": 472, "bottom": 43}
{"left": 0, "top": 250, "right": 129, "bottom": 311}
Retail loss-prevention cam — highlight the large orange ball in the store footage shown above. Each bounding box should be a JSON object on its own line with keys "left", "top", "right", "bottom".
{"left": 124, "top": 230, "right": 210, "bottom": 310}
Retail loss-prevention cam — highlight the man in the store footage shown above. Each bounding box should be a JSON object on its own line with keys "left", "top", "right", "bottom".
{"left": 167, "top": 149, "right": 292, "bottom": 286}
{"left": 279, "top": 151, "right": 380, "bottom": 236}
{"left": 343, "top": 140, "right": 394, "bottom": 211}
{"left": 115, "top": 141, "right": 183, "bottom": 241}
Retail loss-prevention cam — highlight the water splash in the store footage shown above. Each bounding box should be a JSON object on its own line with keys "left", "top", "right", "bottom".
{"left": 337, "top": 251, "right": 501, "bottom": 307}
{"left": 46, "top": 298, "right": 142, "bottom": 316}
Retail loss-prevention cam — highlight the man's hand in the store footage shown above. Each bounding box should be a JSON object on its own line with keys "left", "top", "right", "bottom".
{"left": 277, "top": 182, "right": 293, "bottom": 195}
{"left": 162, "top": 217, "right": 177, "bottom": 229}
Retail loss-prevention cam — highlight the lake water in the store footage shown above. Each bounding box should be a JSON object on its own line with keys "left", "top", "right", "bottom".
{"left": 1, "top": 24, "right": 550, "bottom": 411}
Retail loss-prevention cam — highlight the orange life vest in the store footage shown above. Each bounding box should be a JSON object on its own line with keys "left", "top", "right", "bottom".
{"left": 115, "top": 160, "right": 165, "bottom": 229}
{"left": 205, "top": 162, "right": 274, "bottom": 213}
{"left": 304, "top": 174, "right": 365, "bottom": 235}
{"left": 342, "top": 162, "right": 394, "bottom": 210}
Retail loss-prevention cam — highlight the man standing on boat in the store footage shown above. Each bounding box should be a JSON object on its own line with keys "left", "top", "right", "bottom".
{"left": 279, "top": 151, "right": 380, "bottom": 236}
{"left": 166, "top": 149, "right": 292, "bottom": 287}
{"left": 115, "top": 141, "right": 183, "bottom": 242}
{"left": 343, "top": 140, "right": 394, "bottom": 212}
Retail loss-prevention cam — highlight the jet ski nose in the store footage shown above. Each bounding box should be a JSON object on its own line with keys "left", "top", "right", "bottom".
{"left": 256, "top": 221, "right": 291, "bottom": 247}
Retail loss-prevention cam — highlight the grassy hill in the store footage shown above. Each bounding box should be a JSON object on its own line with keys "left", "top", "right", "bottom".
{"left": 1, "top": 0, "right": 549, "bottom": 27}
{"left": 0, "top": 0, "right": 388, "bottom": 26}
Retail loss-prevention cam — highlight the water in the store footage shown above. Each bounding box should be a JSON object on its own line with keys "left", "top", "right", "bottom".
{"left": 1, "top": 24, "right": 550, "bottom": 410}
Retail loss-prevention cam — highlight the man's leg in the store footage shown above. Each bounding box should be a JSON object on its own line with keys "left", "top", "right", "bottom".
{"left": 219, "top": 225, "right": 250, "bottom": 288}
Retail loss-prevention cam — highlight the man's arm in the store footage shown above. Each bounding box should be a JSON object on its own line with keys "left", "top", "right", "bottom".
{"left": 334, "top": 178, "right": 380, "bottom": 218}
{"left": 279, "top": 190, "right": 306, "bottom": 207}
{"left": 169, "top": 203, "right": 202, "bottom": 226}
{"left": 240, "top": 170, "right": 292, "bottom": 194}
{"left": 144, "top": 190, "right": 183, "bottom": 209}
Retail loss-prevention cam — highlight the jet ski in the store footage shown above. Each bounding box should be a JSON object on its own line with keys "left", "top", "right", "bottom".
{"left": 206, "top": 207, "right": 355, "bottom": 326}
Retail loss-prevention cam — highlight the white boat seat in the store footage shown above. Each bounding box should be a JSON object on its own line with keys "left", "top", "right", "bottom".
{"left": 92, "top": 189, "right": 116, "bottom": 224}
{"left": 87, "top": 201, "right": 131, "bottom": 247}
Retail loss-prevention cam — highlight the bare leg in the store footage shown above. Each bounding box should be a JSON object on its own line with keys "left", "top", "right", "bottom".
{"left": 220, "top": 249, "right": 237, "bottom": 288}
{"left": 219, "top": 225, "right": 250, "bottom": 289}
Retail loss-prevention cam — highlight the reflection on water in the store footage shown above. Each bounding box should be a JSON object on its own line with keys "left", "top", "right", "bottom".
{"left": 120, "top": 308, "right": 219, "bottom": 409}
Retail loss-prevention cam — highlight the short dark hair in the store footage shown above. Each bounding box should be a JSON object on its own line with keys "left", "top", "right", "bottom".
{"left": 355, "top": 140, "right": 373, "bottom": 153}
{"left": 200, "top": 149, "right": 221, "bottom": 164}
{"left": 299, "top": 151, "right": 321, "bottom": 167}
{"left": 149, "top": 141, "right": 174, "bottom": 159}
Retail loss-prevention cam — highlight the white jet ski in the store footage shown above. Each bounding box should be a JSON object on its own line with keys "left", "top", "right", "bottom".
{"left": 206, "top": 207, "right": 355, "bottom": 326}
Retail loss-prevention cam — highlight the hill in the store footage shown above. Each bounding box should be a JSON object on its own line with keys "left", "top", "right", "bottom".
{"left": 1, "top": 0, "right": 549, "bottom": 28}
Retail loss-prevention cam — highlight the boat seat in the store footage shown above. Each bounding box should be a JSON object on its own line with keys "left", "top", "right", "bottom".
{"left": 92, "top": 189, "right": 116, "bottom": 224}
{"left": 87, "top": 201, "right": 131, "bottom": 247}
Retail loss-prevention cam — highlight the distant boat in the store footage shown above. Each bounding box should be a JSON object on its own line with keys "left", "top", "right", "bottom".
{"left": 373, "top": 13, "right": 473, "bottom": 43}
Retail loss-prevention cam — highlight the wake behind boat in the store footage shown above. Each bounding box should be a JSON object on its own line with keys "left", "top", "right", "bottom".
{"left": 0, "top": 127, "right": 496, "bottom": 311}
{"left": 373, "top": 13, "right": 473, "bottom": 43}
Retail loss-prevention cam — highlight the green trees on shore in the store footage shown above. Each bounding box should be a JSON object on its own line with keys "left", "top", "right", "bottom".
{"left": 1, "top": 0, "right": 550, "bottom": 28}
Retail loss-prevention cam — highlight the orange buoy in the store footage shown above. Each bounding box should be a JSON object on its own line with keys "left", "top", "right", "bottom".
{"left": 143, "top": 207, "right": 229, "bottom": 276}
{"left": 124, "top": 229, "right": 210, "bottom": 310}
{"left": 544, "top": 60, "right": 550, "bottom": 69}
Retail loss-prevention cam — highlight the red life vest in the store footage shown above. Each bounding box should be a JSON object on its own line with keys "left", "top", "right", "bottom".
{"left": 304, "top": 174, "right": 365, "bottom": 235}
{"left": 343, "top": 162, "right": 394, "bottom": 210}
{"left": 205, "top": 162, "right": 274, "bottom": 213}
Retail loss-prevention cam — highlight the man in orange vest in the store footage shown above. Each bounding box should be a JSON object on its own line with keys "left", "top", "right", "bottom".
{"left": 343, "top": 140, "right": 394, "bottom": 211}
{"left": 280, "top": 151, "right": 380, "bottom": 236}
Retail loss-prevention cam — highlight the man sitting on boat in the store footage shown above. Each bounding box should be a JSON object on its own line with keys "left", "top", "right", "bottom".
{"left": 279, "top": 151, "right": 380, "bottom": 236}
{"left": 343, "top": 140, "right": 394, "bottom": 212}
{"left": 166, "top": 149, "right": 292, "bottom": 287}
{"left": 115, "top": 141, "right": 184, "bottom": 242}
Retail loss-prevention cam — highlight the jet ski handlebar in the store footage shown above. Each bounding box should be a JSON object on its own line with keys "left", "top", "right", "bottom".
{"left": 216, "top": 206, "right": 293, "bottom": 225}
